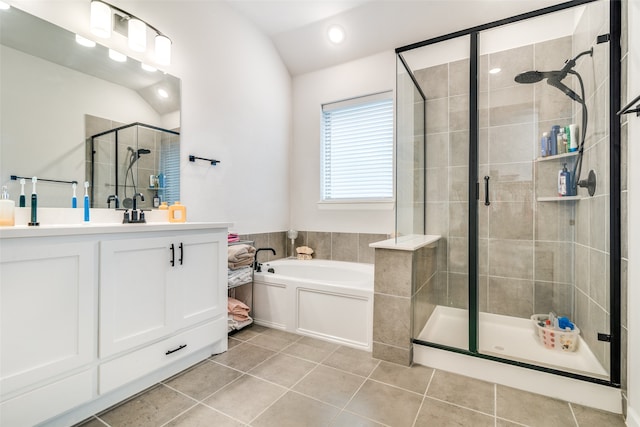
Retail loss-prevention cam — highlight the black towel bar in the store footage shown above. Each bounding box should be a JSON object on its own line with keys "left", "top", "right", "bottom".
{"left": 189, "top": 155, "right": 220, "bottom": 165}
{"left": 11, "top": 175, "right": 78, "bottom": 185}
{"left": 617, "top": 93, "right": 640, "bottom": 117}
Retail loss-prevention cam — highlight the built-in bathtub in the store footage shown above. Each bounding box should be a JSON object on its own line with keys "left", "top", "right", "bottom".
{"left": 252, "top": 259, "right": 374, "bottom": 350}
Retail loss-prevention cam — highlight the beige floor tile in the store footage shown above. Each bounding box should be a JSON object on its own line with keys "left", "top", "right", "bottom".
{"left": 228, "top": 325, "right": 265, "bottom": 341}
{"left": 427, "top": 370, "right": 494, "bottom": 414}
{"left": 210, "top": 342, "right": 276, "bottom": 372}
{"left": 204, "top": 375, "right": 285, "bottom": 423}
{"left": 98, "top": 384, "right": 195, "bottom": 427}
{"left": 346, "top": 379, "right": 423, "bottom": 427}
{"left": 282, "top": 335, "right": 340, "bottom": 362}
{"left": 248, "top": 353, "right": 316, "bottom": 387}
{"left": 571, "top": 403, "right": 626, "bottom": 426}
{"left": 496, "top": 385, "right": 575, "bottom": 426}
{"left": 415, "top": 398, "right": 495, "bottom": 427}
{"left": 165, "top": 404, "right": 244, "bottom": 427}
{"left": 251, "top": 391, "right": 340, "bottom": 427}
{"left": 293, "top": 365, "right": 365, "bottom": 408}
{"left": 228, "top": 337, "right": 243, "bottom": 349}
{"left": 329, "top": 411, "right": 385, "bottom": 426}
{"left": 322, "top": 346, "right": 380, "bottom": 377}
{"left": 496, "top": 418, "right": 526, "bottom": 426}
{"left": 370, "top": 361, "right": 433, "bottom": 394}
{"left": 164, "top": 360, "right": 242, "bottom": 400}
{"left": 248, "top": 330, "right": 300, "bottom": 351}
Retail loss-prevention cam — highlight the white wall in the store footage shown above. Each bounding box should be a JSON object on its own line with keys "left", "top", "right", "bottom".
{"left": 9, "top": 0, "right": 292, "bottom": 233}
{"left": 626, "top": 0, "right": 639, "bottom": 424}
{"left": 290, "top": 50, "right": 396, "bottom": 234}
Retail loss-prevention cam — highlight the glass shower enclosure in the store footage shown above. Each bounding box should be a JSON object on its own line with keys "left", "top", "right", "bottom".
{"left": 397, "top": 0, "right": 621, "bottom": 386}
{"left": 87, "top": 122, "right": 180, "bottom": 209}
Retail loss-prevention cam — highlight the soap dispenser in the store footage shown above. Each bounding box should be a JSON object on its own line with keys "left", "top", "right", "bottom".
{"left": 0, "top": 186, "right": 15, "bottom": 226}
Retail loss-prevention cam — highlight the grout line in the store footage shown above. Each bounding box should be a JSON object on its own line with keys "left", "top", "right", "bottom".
{"left": 568, "top": 402, "right": 580, "bottom": 427}
{"left": 158, "top": 401, "right": 200, "bottom": 427}
{"left": 410, "top": 368, "right": 435, "bottom": 427}
{"left": 494, "top": 383, "right": 498, "bottom": 427}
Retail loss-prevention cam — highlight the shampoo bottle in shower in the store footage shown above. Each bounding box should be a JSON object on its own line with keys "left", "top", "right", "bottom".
{"left": 558, "top": 163, "right": 571, "bottom": 196}
{"left": 568, "top": 124, "right": 578, "bottom": 152}
{"left": 541, "top": 132, "right": 550, "bottom": 157}
{"left": 550, "top": 125, "right": 560, "bottom": 156}
{"left": 0, "top": 186, "right": 15, "bottom": 226}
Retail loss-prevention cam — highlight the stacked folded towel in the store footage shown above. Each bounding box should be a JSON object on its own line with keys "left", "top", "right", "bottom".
{"left": 228, "top": 297, "right": 251, "bottom": 322}
{"left": 296, "top": 245, "right": 314, "bottom": 260}
{"left": 228, "top": 244, "right": 256, "bottom": 269}
{"left": 228, "top": 233, "right": 240, "bottom": 243}
{"left": 228, "top": 266, "right": 253, "bottom": 287}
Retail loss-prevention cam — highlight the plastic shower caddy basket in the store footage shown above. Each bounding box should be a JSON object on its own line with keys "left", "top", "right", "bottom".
{"left": 531, "top": 314, "right": 580, "bottom": 352}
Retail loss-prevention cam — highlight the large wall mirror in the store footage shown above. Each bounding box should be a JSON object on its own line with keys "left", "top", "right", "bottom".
{"left": 0, "top": 5, "right": 181, "bottom": 209}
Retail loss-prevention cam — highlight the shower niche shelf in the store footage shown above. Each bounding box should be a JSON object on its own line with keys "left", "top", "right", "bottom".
{"left": 536, "top": 151, "right": 578, "bottom": 162}
{"left": 537, "top": 196, "right": 583, "bottom": 202}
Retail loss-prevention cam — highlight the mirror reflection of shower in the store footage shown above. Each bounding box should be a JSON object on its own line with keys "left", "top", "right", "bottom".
{"left": 124, "top": 146, "right": 151, "bottom": 200}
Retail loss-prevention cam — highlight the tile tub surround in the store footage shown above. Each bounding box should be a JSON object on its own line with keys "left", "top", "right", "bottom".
{"left": 75, "top": 325, "right": 625, "bottom": 427}
{"left": 370, "top": 236, "right": 439, "bottom": 366}
{"left": 239, "top": 231, "right": 389, "bottom": 264}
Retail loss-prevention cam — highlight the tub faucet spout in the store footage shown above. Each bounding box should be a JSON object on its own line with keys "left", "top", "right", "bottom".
{"left": 254, "top": 247, "right": 276, "bottom": 272}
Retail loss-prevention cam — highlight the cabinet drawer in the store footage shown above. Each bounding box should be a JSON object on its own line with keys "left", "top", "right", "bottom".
{"left": 99, "top": 319, "right": 223, "bottom": 394}
{"left": 0, "top": 369, "right": 94, "bottom": 427}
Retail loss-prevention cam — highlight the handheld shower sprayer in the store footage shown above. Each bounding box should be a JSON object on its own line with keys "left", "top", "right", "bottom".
{"left": 514, "top": 47, "right": 594, "bottom": 194}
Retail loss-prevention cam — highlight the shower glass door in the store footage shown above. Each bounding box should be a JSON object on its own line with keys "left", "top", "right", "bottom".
{"left": 402, "top": 35, "right": 471, "bottom": 351}
{"left": 477, "top": 2, "right": 611, "bottom": 380}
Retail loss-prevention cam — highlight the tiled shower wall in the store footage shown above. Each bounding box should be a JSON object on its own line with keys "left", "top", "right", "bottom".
{"left": 417, "top": 36, "right": 576, "bottom": 319}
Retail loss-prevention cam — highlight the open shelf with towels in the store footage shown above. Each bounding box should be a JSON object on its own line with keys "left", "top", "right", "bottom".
{"left": 227, "top": 240, "right": 255, "bottom": 333}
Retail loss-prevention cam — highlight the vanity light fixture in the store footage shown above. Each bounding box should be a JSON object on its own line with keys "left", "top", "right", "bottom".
{"left": 327, "top": 24, "right": 345, "bottom": 44}
{"left": 0, "top": 1, "right": 11, "bottom": 10}
{"left": 75, "top": 34, "right": 96, "bottom": 47}
{"left": 108, "top": 48, "right": 127, "bottom": 62}
{"left": 89, "top": 0, "right": 172, "bottom": 65}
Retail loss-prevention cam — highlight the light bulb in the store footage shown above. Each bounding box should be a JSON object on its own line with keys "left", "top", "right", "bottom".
{"left": 327, "top": 25, "right": 345, "bottom": 44}
{"left": 128, "top": 18, "right": 146, "bottom": 52}
{"left": 90, "top": 1, "right": 112, "bottom": 38}
{"left": 155, "top": 34, "right": 171, "bottom": 66}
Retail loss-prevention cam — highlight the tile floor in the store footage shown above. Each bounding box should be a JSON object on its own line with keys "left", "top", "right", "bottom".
{"left": 78, "top": 325, "right": 625, "bottom": 427}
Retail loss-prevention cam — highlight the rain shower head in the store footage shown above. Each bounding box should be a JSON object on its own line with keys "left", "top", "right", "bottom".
{"left": 514, "top": 70, "right": 559, "bottom": 84}
{"left": 138, "top": 149, "right": 151, "bottom": 155}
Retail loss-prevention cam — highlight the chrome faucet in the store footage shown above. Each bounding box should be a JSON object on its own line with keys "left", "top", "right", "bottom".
{"left": 106, "top": 194, "right": 119, "bottom": 209}
{"left": 132, "top": 192, "right": 144, "bottom": 210}
{"left": 123, "top": 193, "right": 146, "bottom": 224}
{"left": 254, "top": 247, "right": 276, "bottom": 272}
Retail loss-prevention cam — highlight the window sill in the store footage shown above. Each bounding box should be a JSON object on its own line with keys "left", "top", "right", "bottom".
{"left": 317, "top": 200, "right": 394, "bottom": 210}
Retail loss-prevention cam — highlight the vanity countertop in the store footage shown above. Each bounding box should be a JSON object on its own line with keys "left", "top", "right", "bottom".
{"left": 0, "top": 208, "right": 230, "bottom": 239}
{"left": 0, "top": 221, "right": 232, "bottom": 239}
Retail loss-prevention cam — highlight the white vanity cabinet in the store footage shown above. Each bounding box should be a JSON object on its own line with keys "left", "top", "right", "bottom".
{"left": 0, "top": 237, "right": 97, "bottom": 427}
{"left": 99, "top": 229, "right": 227, "bottom": 393}
{"left": 0, "top": 222, "right": 229, "bottom": 427}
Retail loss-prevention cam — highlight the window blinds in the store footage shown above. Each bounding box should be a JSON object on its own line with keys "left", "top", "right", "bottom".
{"left": 321, "top": 94, "right": 393, "bottom": 201}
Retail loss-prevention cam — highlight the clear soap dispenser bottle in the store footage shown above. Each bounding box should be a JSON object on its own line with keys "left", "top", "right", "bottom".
{"left": 0, "top": 186, "right": 15, "bottom": 226}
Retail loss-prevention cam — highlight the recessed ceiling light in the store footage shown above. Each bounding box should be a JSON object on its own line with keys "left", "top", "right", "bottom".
{"left": 489, "top": 67, "right": 501, "bottom": 74}
{"left": 75, "top": 34, "right": 96, "bottom": 48}
{"left": 108, "top": 49, "right": 127, "bottom": 62}
{"left": 0, "top": 1, "right": 11, "bottom": 10}
{"left": 327, "top": 25, "right": 345, "bottom": 44}
{"left": 157, "top": 88, "right": 169, "bottom": 98}
{"left": 141, "top": 63, "right": 157, "bottom": 72}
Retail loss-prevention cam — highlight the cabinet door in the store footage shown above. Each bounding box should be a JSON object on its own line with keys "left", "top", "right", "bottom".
{"left": 169, "top": 231, "right": 227, "bottom": 329}
{"left": 0, "top": 239, "right": 96, "bottom": 397}
{"left": 100, "top": 236, "right": 173, "bottom": 357}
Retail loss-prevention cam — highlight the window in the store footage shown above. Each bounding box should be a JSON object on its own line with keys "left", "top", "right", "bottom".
{"left": 321, "top": 92, "right": 394, "bottom": 202}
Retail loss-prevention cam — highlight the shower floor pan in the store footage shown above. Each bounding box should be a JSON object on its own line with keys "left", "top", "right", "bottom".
{"left": 414, "top": 306, "right": 620, "bottom": 413}
{"left": 416, "top": 305, "right": 607, "bottom": 377}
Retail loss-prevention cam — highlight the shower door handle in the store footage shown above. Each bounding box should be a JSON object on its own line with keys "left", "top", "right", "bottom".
{"left": 484, "top": 176, "right": 490, "bottom": 206}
